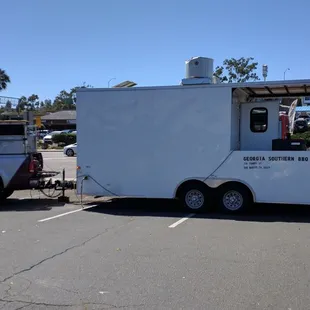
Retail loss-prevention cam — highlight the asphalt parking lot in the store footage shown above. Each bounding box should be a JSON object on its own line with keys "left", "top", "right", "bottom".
{"left": 1, "top": 151, "right": 310, "bottom": 309}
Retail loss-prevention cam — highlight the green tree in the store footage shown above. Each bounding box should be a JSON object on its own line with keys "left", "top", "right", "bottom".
{"left": 5, "top": 100, "right": 12, "bottom": 110}
{"left": 53, "top": 90, "right": 74, "bottom": 110}
{"left": 70, "top": 83, "right": 93, "bottom": 104}
{"left": 0, "top": 69, "right": 11, "bottom": 91}
{"left": 44, "top": 99, "right": 52, "bottom": 110}
{"left": 214, "top": 57, "right": 260, "bottom": 83}
{"left": 53, "top": 84, "right": 93, "bottom": 111}
{"left": 28, "top": 94, "right": 39, "bottom": 110}
{"left": 16, "top": 96, "right": 28, "bottom": 113}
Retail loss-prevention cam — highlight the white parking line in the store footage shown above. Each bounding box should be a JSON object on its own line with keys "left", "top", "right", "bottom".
{"left": 168, "top": 213, "right": 195, "bottom": 228}
{"left": 38, "top": 205, "right": 97, "bottom": 223}
{"left": 19, "top": 195, "right": 41, "bottom": 200}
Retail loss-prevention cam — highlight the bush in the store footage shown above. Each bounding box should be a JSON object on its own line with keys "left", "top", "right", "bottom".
{"left": 52, "top": 133, "right": 76, "bottom": 146}
{"left": 292, "top": 132, "right": 310, "bottom": 148}
{"left": 37, "top": 140, "right": 49, "bottom": 149}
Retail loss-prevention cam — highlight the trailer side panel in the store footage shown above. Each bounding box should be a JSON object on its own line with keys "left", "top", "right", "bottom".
{"left": 76, "top": 86, "right": 232, "bottom": 197}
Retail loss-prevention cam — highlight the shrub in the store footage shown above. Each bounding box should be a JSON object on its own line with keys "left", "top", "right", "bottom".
{"left": 37, "top": 140, "right": 49, "bottom": 149}
{"left": 52, "top": 133, "right": 76, "bottom": 146}
{"left": 292, "top": 132, "right": 310, "bottom": 147}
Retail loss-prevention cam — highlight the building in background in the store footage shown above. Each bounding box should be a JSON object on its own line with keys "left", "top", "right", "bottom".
{"left": 0, "top": 111, "right": 23, "bottom": 120}
{"left": 41, "top": 110, "right": 76, "bottom": 130}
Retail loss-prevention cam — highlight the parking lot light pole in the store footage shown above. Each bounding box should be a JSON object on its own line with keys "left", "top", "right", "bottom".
{"left": 284, "top": 68, "right": 290, "bottom": 80}
{"left": 108, "top": 78, "right": 116, "bottom": 88}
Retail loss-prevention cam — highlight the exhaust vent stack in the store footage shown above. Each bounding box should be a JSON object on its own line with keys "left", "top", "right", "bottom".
{"left": 182, "top": 57, "right": 214, "bottom": 85}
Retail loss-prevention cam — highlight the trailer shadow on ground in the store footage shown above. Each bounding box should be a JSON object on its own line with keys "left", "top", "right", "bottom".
{"left": 84, "top": 198, "right": 310, "bottom": 224}
{"left": 0, "top": 198, "right": 66, "bottom": 211}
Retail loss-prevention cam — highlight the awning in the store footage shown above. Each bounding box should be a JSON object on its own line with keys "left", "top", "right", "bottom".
{"left": 296, "top": 106, "right": 310, "bottom": 112}
{"left": 113, "top": 80, "right": 137, "bottom": 88}
{"left": 236, "top": 79, "right": 310, "bottom": 98}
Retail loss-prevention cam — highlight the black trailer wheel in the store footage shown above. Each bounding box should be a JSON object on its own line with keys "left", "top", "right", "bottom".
{"left": 218, "top": 183, "right": 252, "bottom": 213}
{"left": 177, "top": 182, "right": 211, "bottom": 212}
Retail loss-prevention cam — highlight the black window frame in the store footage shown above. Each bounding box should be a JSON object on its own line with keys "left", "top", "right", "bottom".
{"left": 250, "top": 107, "right": 268, "bottom": 133}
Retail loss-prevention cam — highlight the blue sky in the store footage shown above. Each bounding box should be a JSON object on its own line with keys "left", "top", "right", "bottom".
{"left": 1, "top": 0, "right": 310, "bottom": 101}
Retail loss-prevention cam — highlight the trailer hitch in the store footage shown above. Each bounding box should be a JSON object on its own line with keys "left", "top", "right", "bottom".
{"left": 32, "top": 169, "right": 76, "bottom": 203}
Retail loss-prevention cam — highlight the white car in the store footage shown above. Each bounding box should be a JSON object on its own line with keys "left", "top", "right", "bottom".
{"left": 43, "top": 131, "right": 62, "bottom": 144}
{"left": 63, "top": 143, "right": 77, "bottom": 157}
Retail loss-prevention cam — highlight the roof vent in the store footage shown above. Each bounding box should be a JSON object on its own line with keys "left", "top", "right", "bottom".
{"left": 182, "top": 57, "right": 214, "bottom": 85}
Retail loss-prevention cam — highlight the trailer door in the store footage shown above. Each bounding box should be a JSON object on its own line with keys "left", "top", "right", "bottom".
{"left": 240, "top": 101, "right": 279, "bottom": 151}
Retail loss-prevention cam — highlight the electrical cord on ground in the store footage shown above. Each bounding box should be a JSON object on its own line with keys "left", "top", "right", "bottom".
{"left": 74, "top": 175, "right": 86, "bottom": 207}
{"left": 76, "top": 174, "right": 119, "bottom": 208}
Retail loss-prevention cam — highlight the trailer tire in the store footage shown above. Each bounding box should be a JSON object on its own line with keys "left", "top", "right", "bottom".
{"left": 218, "top": 183, "right": 252, "bottom": 214}
{"left": 177, "top": 182, "right": 211, "bottom": 212}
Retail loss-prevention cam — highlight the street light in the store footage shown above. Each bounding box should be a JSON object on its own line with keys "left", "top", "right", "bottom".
{"left": 108, "top": 78, "right": 116, "bottom": 88}
{"left": 284, "top": 68, "right": 290, "bottom": 80}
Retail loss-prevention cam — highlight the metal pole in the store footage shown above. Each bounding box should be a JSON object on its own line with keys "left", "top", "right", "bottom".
{"left": 284, "top": 68, "right": 290, "bottom": 80}
{"left": 62, "top": 168, "right": 65, "bottom": 198}
{"left": 57, "top": 167, "right": 70, "bottom": 203}
{"left": 108, "top": 78, "right": 116, "bottom": 88}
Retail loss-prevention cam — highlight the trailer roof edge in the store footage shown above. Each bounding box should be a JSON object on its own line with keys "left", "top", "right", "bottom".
{"left": 76, "top": 79, "right": 310, "bottom": 98}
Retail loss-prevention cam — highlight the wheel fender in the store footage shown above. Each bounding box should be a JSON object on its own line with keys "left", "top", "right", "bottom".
{"left": 173, "top": 177, "right": 207, "bottom": 198}
{"left": 205, "top": 178, "right": 256, "bottom": 203}
{"left": 174, "top": 178, "right": 256, "bottom": 203}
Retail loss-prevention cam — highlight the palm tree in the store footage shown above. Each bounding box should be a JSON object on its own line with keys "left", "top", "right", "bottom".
{"left": 0, "top": 69, "right": 11, "bottom": 91}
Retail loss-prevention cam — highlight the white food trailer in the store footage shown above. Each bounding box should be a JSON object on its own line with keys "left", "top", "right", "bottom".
{"left": 76, "top": 56, "right": 310, "bottom": 213}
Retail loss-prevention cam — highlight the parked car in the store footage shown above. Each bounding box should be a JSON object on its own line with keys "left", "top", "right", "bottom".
{"left": 294, "top": 118, "right": 308, "bottom": 133}
{"left": 63, "top": 143, "right": 77, "bottom": 157}
{"left": 37, "top": 130, "right": 49, "bottom": 139}
{"left": 61, "top": 129, "right": 75, "bottom": 134}
{"left": 43, "top": 131, "right": 62, "bottom": 144}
